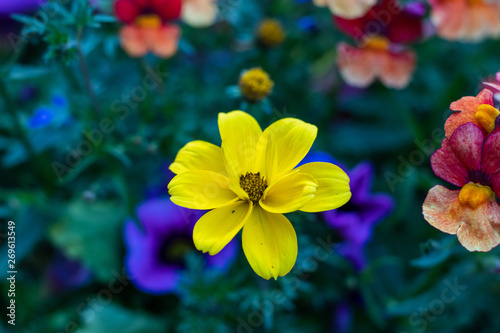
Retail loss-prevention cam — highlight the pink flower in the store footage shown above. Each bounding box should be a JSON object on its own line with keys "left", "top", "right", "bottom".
{"left": 423, "top": 122, "right": 500, "bottom": 252}
{"left": 444, "top": 89, "right": 499, "bottom": 138}
{"left": 334, "top": 0, "right": 424, "bottom": 89}
{"left": 428, "top": 0, "right": 500, "bottom": 42}
{"left": 313, "top": 0, "right": 376, "bottom": 19}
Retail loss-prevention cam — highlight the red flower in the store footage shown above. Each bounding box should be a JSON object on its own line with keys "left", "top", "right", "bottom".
{"left": 333, "top": 0, "right": 424, "bottom": 89}
{"left": 334, "top": 0, "right": 423, "bottom": 44}
{"left": 423, "top": 123, "right": 500, "bottom": 252}
{"left": 115, "top": 0, "right": 182, "bottom": 24}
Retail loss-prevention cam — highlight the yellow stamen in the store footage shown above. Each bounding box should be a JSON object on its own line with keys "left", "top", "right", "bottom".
{"left": 240, "top": 172, "right": 268, "bottom": 203}
{"left": 475, "top": 104, "right": 500, "bottom": 134}
{"left": 238, "top": 68, "right": 274, "bottom": 102}
{"left": 459, "top": 183, "right": 495, "bottom": 209}
{"left": 362, "top": 36, "right": 390, "bottom": 51}
{"left": 134, "top": 14, "right": 162, "bottom": 29}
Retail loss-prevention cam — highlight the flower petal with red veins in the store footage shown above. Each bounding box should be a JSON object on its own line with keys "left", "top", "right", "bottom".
{"left": 448, "top": 122, "right": 484, "bottom": 171}
{"left": 422, "top": 185, "right": 461, "bottom": 234}
{"left": 430, "top": 138, "right": 469, "bottom": 187}
{"left": 445, "top": 89, "right": 494, "bottom": 138}
{"left": 456, "top": 199, "right": 500, "bottom": 252}
{"left": 481, "top": 129, "right": 500, "bottom": 176}
{"left": 491, "top": 173, "right": 500, "bottom": 198}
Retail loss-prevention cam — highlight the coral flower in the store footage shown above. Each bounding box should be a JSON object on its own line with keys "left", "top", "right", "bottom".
{"left": 334, "top": 0, "right": 424, "bottom": 89}
{"left": 428, "top": 0, "right": 500, "bottom": 42}
{"left": 423, "top": 123, "right": 500, "bottom": 252}
{"left": 114, "top": 0, "right": 217, "bottom": 58}
{"left": 444, "top": 89, "right": 499, "bottom": 138}
{"left": 313, "top": 0, "right": 376, "bottom": 19}
{"left": 168, "top": 111, "right": 351, "bottom": 279}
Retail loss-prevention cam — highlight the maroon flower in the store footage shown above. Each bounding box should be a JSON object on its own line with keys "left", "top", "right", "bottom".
{"left": 115, "top": 0, "right": 182, "bottom": 24}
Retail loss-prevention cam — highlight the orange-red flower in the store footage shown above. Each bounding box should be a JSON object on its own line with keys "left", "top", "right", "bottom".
{"left": 114, "top": 0, "right": 217, "bottom": 58}
{"left": 423, "top": 123, "right": 500, "bottom": 252}
{"left": 334, "top": 0, "right": 424, "bottom": 89}
{"left": 428, "top": 0, "right": 500, "bottom": 42}
{"left": 444, "top": 89, "right": 499, "bottom": 138}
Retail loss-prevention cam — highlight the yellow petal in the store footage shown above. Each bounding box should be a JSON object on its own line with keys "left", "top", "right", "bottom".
{"left": 256, "top": 118, "right": 317, "bottom": 183}
{"left": 193, "top": 201, "right": 252, "bottom": 255}
{"left": 219, "top": 111, "right": 262, "bottom": 198}
{"left": 168, "top": 170, "right": 238, "bottom": 209}
{"left": 296, "top": 162, "right": 351, "bottom": 213}
{"left": 169, "top": 140, "right": 227, "bottom": 176}
{"left": 242, "top": 206, "right": 297, "bottom": 280}
{"left": 260, "top": 171, "right": 317, "bottom": 214}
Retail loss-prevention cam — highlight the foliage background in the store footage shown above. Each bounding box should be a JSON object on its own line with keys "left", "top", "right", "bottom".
{"left": 1, "top": 0, "right": 500, "bottom": 332}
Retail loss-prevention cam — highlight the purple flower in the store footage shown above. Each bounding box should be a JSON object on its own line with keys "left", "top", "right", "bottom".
{"left": 0, "top": 0, "right": 42, "bottom": 15}
{"left": 46, "top": 253, "right": 92, "bottom": 293}
{"left": 124, "top": 197, "right": 238, "bottom": 295}
{"left": 300, "top": 152, "right": 394, "bottom": 270}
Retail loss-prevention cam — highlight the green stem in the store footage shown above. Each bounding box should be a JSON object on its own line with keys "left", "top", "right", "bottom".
{"left": 76, "top": 28, "right": 102, "bottom": 119}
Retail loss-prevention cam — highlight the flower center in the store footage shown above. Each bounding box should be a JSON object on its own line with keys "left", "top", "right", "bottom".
{"left": 257, "top": 19, "right": 285, "bottom": 47}
{"left": 135, "top": 14, "right": 162, "bottom": 28}
{"left": 240, "top": 172, "right": 268, "bottom": 204}
{"left": 362, "top": 35, "right": 390, "bottom": 51}
{"left": 159, "top": 234, "right": 195, "bottom": 266}
{"left": 475, "top": 104, "right": 500, "bottom": 134}
{"left": 459, "top": 183, "right": 495, "bottom": 209}
{"left": 238, "top": 68, "right": 274, "bottom": 102}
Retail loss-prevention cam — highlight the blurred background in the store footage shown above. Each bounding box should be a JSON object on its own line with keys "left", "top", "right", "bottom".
{"left": 1, "top": 0, "right": 500, "bottom": 332}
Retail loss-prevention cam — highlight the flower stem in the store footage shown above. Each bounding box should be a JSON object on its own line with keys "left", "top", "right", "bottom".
{"left": 76, "top": 29, "right": 102, "bottom": 119}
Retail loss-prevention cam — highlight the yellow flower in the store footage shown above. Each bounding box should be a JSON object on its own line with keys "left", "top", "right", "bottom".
{"left": 168, "top": 111, "right": 351, "bottom": 279}
{"left": 257, "top": 19, "right": 285, "bottom": 47}
{"left": 238, "top": 68, "right": 274, "bottom": 102}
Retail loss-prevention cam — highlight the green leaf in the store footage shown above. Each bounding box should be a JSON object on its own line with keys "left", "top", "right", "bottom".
{"left": 93, "top": 14, "right": 117, "bottom": 23}
{"left": 49, "top": 199, "right": 127, "bottom": 282}
{"left": 7, "top": 65, "right": 51, "bottom": 81}
{"left": 79, "top": 304, "right": 166, "bottom": 333}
